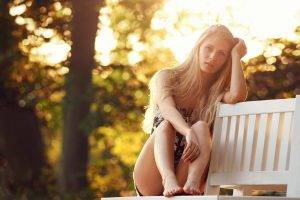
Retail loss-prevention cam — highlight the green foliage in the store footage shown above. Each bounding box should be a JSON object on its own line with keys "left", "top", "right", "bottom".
{"left": 245, "top": 36, "right": 300, "bottom": 100}
{"left": 1, "top": 0, "right": 300, "bottom": 198}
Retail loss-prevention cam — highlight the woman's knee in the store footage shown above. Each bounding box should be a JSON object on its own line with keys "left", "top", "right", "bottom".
{"left": 191, "top": 120, "right": 210, "bottom": 137}
{"left": 191, "top": 120, "right": 209, "bottom": 130}
{"left": 156, "top": 120, "right": 175, "bottom": 134}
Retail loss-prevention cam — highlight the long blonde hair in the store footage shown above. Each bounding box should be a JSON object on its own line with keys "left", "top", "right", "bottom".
{"left": 142, "top": 24, "right": 235, "bottom": 134}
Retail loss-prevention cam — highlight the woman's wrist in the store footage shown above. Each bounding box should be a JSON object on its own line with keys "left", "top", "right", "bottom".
{"left": 231, "top": 52, "right": 241, "bottom": 60}
{"left": 184, "top": 127, "right": 192, "bottom": 136}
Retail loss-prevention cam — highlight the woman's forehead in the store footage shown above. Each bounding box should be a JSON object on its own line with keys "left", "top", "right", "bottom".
{"left": 204, "top": 35, "right": 232, "bottom": 50}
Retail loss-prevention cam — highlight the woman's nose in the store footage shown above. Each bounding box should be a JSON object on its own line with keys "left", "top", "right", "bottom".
{"left": 208, "top": 52, "right": 216, "bottom": 61}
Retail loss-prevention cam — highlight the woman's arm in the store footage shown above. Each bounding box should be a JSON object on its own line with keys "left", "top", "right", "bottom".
{"left": 153, "top": 69, "right": 191, "bottom": 136}
{"left": 222, "top": 38, "right": 248, "bottom": 104}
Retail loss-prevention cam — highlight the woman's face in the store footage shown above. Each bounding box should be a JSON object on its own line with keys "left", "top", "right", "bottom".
{"left": 199, "top": 35, "right": 232, "bottom": 74}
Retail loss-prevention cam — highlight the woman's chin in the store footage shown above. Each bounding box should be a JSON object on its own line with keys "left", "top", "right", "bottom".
{"left": 200, "top": 67, "right": 214, "bottom": 74}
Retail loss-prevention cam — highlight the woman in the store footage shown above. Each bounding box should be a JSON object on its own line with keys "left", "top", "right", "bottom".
{"left": 133, "top": 24, "right": 248, "bottom": 197}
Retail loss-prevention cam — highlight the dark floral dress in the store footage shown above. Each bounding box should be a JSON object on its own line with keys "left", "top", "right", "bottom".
{"left": 151, "top": 105, "right": 192, "bottom": 169}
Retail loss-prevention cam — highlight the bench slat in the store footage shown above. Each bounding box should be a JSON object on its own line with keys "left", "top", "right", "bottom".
{"left": 278, "top": 112, "right": 293, "bottom": 171}
{"left": 266, "top": 113, "right": 280, "bottom": 171}
{"left": 219, "top": 116, "right": 229, "bottom": 172}
{"left": 254, "top": 113, "right": 268, "bottom": 171}
{"left": 227, "top": 116, "right": 237, "bottom": 171}
{"left": 210, "top": 117, "right": 222, "bottom": 172}
{"left": 243, "top": 114, "right": 256, "bottom": 171}
{"left": 218, "top": 98, "right": 295, "bottom": 117}
{"left": 210, "top": 171, "right": 289, "bottom": 185}
{"left": 234, "top": 115, "right": 246, "bottom": 171}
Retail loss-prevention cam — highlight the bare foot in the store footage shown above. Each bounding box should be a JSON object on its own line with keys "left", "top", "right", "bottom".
{"left": 162, "top": 174, "right": 183, "bottom": 197}
{"left": 183, "top": 179, "right": 201, "bottom": 195}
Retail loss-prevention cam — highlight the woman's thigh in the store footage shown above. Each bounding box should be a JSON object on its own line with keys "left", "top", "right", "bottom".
{"left": 133, "top": 133, "right": 163, "bottom": 195}
{"left": 133, "top": 120, "right": 174, "bottom": 195}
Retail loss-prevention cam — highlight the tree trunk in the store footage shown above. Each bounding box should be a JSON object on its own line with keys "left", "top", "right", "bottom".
{"left": 0, "top": 2, "right": 47, "bottom": 194}
{"left": 60, "top": 0, "right": 101, "bottom": 192}
{"left": 0, "top": 106, "right": 47, "bottom": 192}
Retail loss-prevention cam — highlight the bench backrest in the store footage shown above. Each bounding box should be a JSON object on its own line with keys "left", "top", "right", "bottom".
{"left": 205, "top": 95, "right": 300, "bottom": 197}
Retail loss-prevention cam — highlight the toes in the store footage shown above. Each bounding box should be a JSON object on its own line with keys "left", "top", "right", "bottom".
{"left": 175, "top": 187, "right": 183, "bottom": 194}
{"left": 185, "top": 189, "right": 192, "bottom": 195}
{"left": 192, "top": 188, "right": 201, "bottom": 195}
{"left": 165, "top": 191, "right": 171, "bottom": 197}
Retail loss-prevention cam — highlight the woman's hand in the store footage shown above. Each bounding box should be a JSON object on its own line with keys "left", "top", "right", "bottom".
{"left": 182, "top": 129, "right": 200, "bottom": 163}
{"left": 231, "top": 37, "right": 247, "bottom": 59}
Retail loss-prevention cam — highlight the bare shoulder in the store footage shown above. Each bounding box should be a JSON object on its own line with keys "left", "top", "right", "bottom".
{"left": 153, "top": 68, "right": 173, "bottom": 85}
{"left": 151, "top": 68, "right": 175, "bottom": 106}
{"left": 155, "top": 68, "right": 172, "bottom": 79}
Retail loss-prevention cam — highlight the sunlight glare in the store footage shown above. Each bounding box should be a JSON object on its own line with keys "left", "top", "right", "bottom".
{"left": 30, "top": 38, "right": 71, "bottom": 65}
{"left": 9, "top": 4, "right": 26, "bottom": 16}
{"left": 152, "top": 0, "right": 300, "bottom": 63}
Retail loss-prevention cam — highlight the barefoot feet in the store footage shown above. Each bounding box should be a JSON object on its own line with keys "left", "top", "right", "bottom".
{"left": 162, "top": 174, "right": 183, "bottom": 197}
{"left": 183, "top": 178, "right": 202, "bottom": 195}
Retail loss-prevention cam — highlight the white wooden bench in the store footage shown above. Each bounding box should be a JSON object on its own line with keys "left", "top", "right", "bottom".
{"left": 102, "top": 95, "right": 300, "bottom": 200}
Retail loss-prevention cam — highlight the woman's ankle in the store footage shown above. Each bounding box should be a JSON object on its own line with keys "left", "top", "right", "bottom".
{"left": 162, "top": 171, "right": 177, "bottom": 186}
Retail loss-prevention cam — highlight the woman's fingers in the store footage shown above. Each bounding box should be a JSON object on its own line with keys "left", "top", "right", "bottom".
{"left": 183, "top": 143, "right": 198, "bottom": 161}
{"left": 182, "top": 144, "right": 191, "bottom": 159}
{"left": 186, "top": 144, "right": 199, "bottom": 162}
{"left": 182, "top": 143, "right": 189, "bottom": 158}
{"left": 190, "top": 148, "right": 201, "bottom": 162}
{"left": 182, "top": 143, "right": 194, "bottom": 160}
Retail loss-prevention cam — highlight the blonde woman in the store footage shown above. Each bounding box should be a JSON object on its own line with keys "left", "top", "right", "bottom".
{"left": 133, "top": 24, "right": 248, "bottom": 197}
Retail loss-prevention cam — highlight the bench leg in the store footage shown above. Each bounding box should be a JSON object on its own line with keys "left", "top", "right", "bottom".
{"left": 232, "top": 186, "right": 253, "bottom": 196}
{"left": 205, "top": 184, "right": 220, "bottom": 195}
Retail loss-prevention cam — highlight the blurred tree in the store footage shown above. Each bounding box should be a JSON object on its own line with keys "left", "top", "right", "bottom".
{"left": 245, "top": 32, "right": 300, "bottom": 100}
{"left": 60, "top": 0, "right": 102, "bottom": 193}
{"left": 0, "top": 0, "right": 71, "bottom": 197}
{"left": 1, "top": 0, "right": 299, "bottom": 197}
{"left": 0, "top": 1, "right": 48, "bottom": 196}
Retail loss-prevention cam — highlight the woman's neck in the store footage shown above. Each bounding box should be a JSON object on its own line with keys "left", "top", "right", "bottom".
{"left": 200, "top": 70, "right": 216, "bottom": 89}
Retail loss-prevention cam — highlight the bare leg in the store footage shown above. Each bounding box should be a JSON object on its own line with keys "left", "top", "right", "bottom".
{"left": 176, "top": 159, "right": 210, "bottom": 194}
{"left": 184, "top": 120, "right": 212, "bottom": 195}
{"left": 154, "top": 120, "right": 183, "bottom": 196}
{"left": 133, "top": 131, "right": 164, "bottom": 195}
{"left": 133, "top": 120, "right": 183, "bottom": 196}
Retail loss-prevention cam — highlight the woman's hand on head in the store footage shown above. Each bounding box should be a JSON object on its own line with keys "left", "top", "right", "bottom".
{"left": 182, "top": 129, "right": 200, "bottom": 163}
{"left": 231, "top": 37, "right": 247, "bottom": 59}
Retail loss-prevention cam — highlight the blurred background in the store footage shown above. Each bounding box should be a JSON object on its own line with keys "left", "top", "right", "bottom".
{"left": 0, "top": 0, "right": 299, "bottom": 199}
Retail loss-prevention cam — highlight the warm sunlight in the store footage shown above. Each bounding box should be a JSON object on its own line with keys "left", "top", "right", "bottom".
{"left": 150, "top": 0, "right": 300, "bottom": 63}
{"left": 30, "top": 38, "right": 71, "bottom": 66}
{"left": 11, "top": 0, "right": 300, "bottom": 66}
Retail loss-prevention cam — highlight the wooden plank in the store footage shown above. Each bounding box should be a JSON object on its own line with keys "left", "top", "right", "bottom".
{"left": 209, "top": 116, "right": 222, "bottom": 172}
{"left": 226, "top": 116, "right": 237, "bottom": 171}
{"left": 210, "top": 171, "right": 289, "bottom": 185}
{"left": 220, "top": 196, "right": 298, "bottom": 200}
{"left": 219, "top": 116, "right": 229, "bottom": 172}
{"left": 102, "top": 196, "right": 219, "bottom": 200}
{"left": 243, "top": 114, "right": 256, "bottom": 171}
{"left": 265, "top": 113, "right": 280, "bottom": 171}
{"left": 278, "top": 112, "right": 293, "bottom": 171}
{"left": 287, "top": 95, "right": 300, "bottom": 197}
{"left": 234, "top": 115, "right": 246, "bottom": 171}
{"left": 254, "top": 113, "right": 268, "bottom": 171}
{"left": 218, "top": 98, "right": 295, "bottom": 117}
{"left": 223, "top": 184, "right": 286, "bottom": 192}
